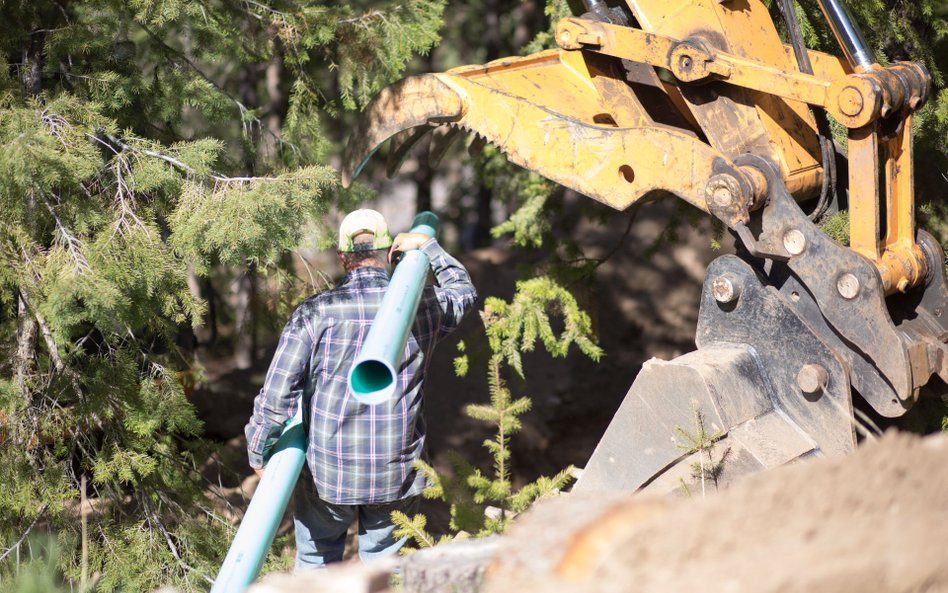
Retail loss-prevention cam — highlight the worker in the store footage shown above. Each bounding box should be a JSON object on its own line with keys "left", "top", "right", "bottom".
{"left": 244, "top": 208, "right": 477, "bottom": 569}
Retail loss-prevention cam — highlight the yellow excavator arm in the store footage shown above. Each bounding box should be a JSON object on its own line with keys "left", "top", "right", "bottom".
{"left": 344, "top": 0, "right": 947, "bottom": 492}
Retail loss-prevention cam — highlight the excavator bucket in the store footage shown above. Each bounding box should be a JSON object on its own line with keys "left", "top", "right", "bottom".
{"left": 575, "top": 254, "right": 857, "bottom": 494}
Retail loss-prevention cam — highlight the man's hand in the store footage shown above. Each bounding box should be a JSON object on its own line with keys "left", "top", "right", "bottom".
{"left": 254, "top": 467, "right": 265, "bottom": 478}
{"left": 389, "top": 232, "right": 431, "bottom": 262}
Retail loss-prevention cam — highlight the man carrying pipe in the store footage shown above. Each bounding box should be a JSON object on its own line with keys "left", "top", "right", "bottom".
{"left": 244, "top": 208, "right": 477, "bottom": 570}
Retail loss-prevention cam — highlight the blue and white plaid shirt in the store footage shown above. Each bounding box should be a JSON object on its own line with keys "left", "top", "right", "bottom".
{"left": 245, "top": 239, "right": 477, "bottom": 505}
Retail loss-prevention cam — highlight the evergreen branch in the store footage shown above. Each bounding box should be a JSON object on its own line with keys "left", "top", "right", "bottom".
{"left": 136, "top": 22, "right": 251, "bottom": 121}
{"left": 97, "top": 132, "right": 316, "bottom": 186}
{"left": 391, "top": 511, "right": 435, "bottom": 548}
{"left": 241, "top": 0, "right": 288, "bottom": 18}
{"left": 150, "top": 504, "right": 214, "bottom": 585}
{"left": 19, "top": 289, "right": 64, "bottom": 372}
{"left": 0, "top": 505, "right": 48, "bottom": 562}
{"left": 40, "top": 193, "right": 91, "bottom": 274}
{"left": 337, "top": 8, "right": 399, "bottom": 26}
{"left": 109, "top": 152, "right": 151, "bottom": 241}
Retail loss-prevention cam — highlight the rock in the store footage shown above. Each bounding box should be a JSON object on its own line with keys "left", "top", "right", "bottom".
{"left": 402, "top": 537, "right": 501, "bottom": 593}
{"left": 246, "top": 560, "right": 394, "bottom": 593}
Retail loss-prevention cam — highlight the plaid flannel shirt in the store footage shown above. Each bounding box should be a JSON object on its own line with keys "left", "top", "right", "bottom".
{"left": 245, "top": 239, "right": 477, "bottom": 505}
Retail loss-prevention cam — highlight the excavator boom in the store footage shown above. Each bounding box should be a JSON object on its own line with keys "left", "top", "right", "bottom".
{"left": 343, "top": 0, "right": 947, "bottom": 492}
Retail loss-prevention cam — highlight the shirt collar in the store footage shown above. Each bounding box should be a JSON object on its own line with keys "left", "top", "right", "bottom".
{"left": 342, "top": 266, "right": 390, "bottom": 285}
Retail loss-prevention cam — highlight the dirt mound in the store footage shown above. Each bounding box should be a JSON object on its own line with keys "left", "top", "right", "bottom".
{"left": 485, "top": 431, "right": 948, "bottom": 593}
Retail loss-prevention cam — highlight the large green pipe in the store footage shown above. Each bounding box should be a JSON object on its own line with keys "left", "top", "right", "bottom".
{"left": 349, "top": 211, "right": 439, "bottom": 405}
{"left": 210, "top": 408, "right": 306, "bottom": 593}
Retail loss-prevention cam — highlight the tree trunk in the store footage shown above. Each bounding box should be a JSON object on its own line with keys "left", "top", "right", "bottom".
{"left": 233, "top": 260, "right": 257, "bottom": 370}
{"left": 473, "top": 0, "right": 502, "bottom": 247}
{"left": 414, "top": 51, "right": 435, "bottom": 214}
{"left": 16, "top": 293, "right": 37, "bottom": 405}
{"left": 514, "top": 0, "right": 542, "bottom": 50}
{"left": 205, "top": 276, "right": 219, "bottom": 345}
{"left": 233, "top": 63, "right": 262, "bottom": 370}
{"left": 260, "top": 39, "right": 287, "bottom": 165}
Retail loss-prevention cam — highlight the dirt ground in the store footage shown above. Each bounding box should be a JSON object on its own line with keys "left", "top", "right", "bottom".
{"left": 484, "top": 430, "right": 948, "bottom": 593}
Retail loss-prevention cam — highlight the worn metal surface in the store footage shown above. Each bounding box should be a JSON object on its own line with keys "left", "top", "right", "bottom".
{"left": 556, "top": 17, "right": 832, "bottom": 106}
{"left": 733, "top": 155, "right": 915, "bottom": 414}
{"left": 574, "top": 345, "right": 776, "bottom": 493}
{"left": 887, "top": 231, "right": 948, "bottom": 388}
{"left": 343, "top": 50, "right": 753, "bottom": 211}
{"left": 621, "top": 0, "right": 823, "bottom": 199}
{"left": 577, "top": 254, "right": 856, "bottom": 493}
{"left": 342, "top": 75, "right": 464, "bottom": 187}
{"left": 696, "top": 255, "right": 855, "bottom": 455}
{"left": 847, "top": 124, "right": 881, "bottom": 261}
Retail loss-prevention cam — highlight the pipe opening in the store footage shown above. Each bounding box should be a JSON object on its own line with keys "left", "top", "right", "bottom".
{"left": 350, "top": 360, "right": 395, "bottom": 396}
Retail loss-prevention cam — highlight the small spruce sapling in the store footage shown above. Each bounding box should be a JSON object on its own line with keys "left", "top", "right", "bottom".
{"left": 675, "top": 407, "right": 732, "bottom": 497}
{"left": 393, "top": 277, "right": 603, "bottom": 548}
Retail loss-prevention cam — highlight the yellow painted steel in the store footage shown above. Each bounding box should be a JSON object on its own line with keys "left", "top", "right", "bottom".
{"left": 342, "top": 0, "right": 931, "bottom": 294}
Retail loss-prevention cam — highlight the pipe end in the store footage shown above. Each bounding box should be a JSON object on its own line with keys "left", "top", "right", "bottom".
{"left": 411, "top": 211, "right": 440, "bottom": 238}
{"left": 349, "top": 359, "right": 398, "bottom": 405}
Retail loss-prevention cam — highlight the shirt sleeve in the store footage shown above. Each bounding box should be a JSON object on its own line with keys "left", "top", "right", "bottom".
{"left": 244, "top": 310, "right": 313, "bottom": 469}
{"left": 419, "top": 238, "right": 478, "bottom": 338}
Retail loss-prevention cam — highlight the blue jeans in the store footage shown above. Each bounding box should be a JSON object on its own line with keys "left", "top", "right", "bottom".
{"left": 293, "top": 475, "right": 419, "bottom": 570}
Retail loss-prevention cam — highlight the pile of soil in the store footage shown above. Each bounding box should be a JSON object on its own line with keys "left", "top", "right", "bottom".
{"left": 485, "top": 431, "right": 948, "bottom": 593}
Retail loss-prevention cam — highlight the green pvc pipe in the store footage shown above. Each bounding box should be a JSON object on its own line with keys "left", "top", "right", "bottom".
{"left": 349, "top": 211, "right": 439, "bottom": 405}
{"left": 210, "top": 407, "right": 306, "bottom": 593}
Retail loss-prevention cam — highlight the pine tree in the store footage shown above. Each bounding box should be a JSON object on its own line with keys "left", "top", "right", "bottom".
{"left": 0, "top": 1, "right": 444, "bottom": 589}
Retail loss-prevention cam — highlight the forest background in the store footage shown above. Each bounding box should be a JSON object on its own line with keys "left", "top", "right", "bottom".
{"left": 0, "top": 0, "right": 945, "bottom": 591}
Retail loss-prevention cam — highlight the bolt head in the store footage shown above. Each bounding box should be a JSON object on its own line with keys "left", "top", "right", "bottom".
{"left": 837, "top": 273, "right": 860, "bottom": 299}
{"left": 783, "top": 229, "right": 807, "bottom": 256}
{"left": 797, "top": 364, "right": 829, "bottom": 395}
{"left": 838, "top": 86, "right": 865, "bottom": 117}
{"left": 705, "top": 174, "right": 742, "bottom": 209}
{"left": 711, "top": 275, "right": 737, "bottom": 304}
{"left": 679, "top": 55, "right": 693, "bottom": 70}
{"left": 710, "top": 186, "right": 734, "bottom": 207}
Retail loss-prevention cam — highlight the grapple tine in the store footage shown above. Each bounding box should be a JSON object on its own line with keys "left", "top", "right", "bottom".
{"left": 385, "top": 125, "right": 434, "bottom": 178}
{"left": 428, "top": 126, "right": 462, "bottom": 169}
{"left": 342, "top": 75, "right": 465, "bottom": 187}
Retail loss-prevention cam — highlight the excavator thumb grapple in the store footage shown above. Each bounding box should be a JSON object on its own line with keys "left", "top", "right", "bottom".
{"left": 343, "top": 0, "right": 948, "bottom": 492}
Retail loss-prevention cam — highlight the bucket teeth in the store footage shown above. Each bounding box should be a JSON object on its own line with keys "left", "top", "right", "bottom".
{"left": 344, "top": 54, "right": 729, "bottom": 213}
{"left": 428, "top": 126, "right": 462, "bottom": 169}
{"left": 342, "top": 75, "right": 464, "bottom": 187}
{"left": 467, "top": 133, "right": 488, "bottom": 157}
{"left": 386, "top": 125, "right": 434, "bottom": 178}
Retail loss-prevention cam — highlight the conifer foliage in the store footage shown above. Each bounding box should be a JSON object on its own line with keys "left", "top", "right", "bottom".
{"left": 0, "top": 1, "right": 444, "bottom": 589}
{"left": 393, "top": 277, "right": 602, "bottom": 546}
